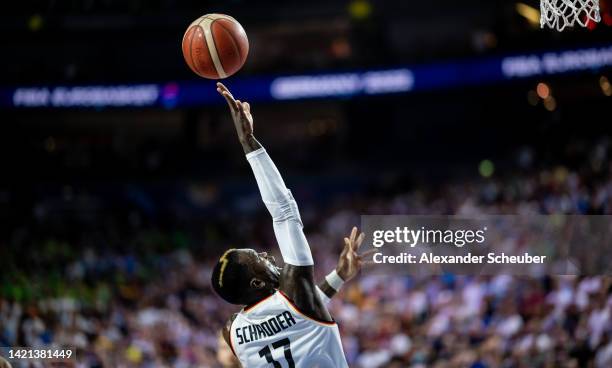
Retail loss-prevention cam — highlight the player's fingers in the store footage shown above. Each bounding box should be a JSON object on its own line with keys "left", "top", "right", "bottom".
{"left": 220, "top": 91, "right": 237, "bottom": 110}
{"left": 216, "top": 82, "right": 233, "bottom": 100}
{"left": 350, "top": 226, "right": 357, "bottom": 244}
{"left": 361, "top": 260, "right": 377, "bottom": 266}
{"left": 339, "top": 238, "right": 349, "bottom": 256}
{"left": 354, "top": 232, "right": 365, "bottom": 251}
{"left": 343, "top": 237, "right": 351, "bottom": 250}
{"left": 242, "top": 102, "right": 251, "bottom": 117}
{"left": 217, "top": 82, "right": 231, "bottom": 95}
{"left": 359, "top": 248, "right": 377, "bottom": 258}
{"left": 236, "top": 103, "right": 250, "bottom": 129}
{"left": 237, "top": 101, "right": 247, "bottom": 121}
{"left": 240, "top": 103, "right": 251, "bottom": 120}
{"left": 219, "top": 89, "right": 232, "bottom": 100}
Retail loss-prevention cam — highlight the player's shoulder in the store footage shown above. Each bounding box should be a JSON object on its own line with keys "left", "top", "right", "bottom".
{"left": 228, "top": 312, "right": 238, "bottom": 325}
{"left": 222, "top": 312, "right": 239, "bottom": 345}
{"left": 224, "top": 313, "right": 237, "bottom": 332}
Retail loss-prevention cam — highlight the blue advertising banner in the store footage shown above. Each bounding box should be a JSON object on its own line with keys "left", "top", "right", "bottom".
{"left": 2, "top": 44, "right": 611, "bottom": 109}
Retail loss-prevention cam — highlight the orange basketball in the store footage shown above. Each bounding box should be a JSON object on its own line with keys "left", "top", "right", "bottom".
{"left": 182, "top": 14, "right": 249, "bottom": 79}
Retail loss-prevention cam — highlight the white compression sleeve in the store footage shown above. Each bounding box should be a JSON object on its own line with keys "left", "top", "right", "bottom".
{"left": 246, "top": 148, "right": 314, "bottom": 266}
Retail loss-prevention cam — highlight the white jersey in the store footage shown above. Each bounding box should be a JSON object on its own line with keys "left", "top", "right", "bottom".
{"left": 229, "top": 290, "right": 348, "bottom": 368}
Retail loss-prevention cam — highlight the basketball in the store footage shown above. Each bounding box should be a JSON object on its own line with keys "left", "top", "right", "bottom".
{"left": 182, "top": 14, "right": 249, "bottom": 79}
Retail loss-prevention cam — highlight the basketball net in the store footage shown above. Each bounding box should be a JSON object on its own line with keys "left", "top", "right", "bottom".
{"left": 540, "top": 0, "right": 601, "bottom": 31}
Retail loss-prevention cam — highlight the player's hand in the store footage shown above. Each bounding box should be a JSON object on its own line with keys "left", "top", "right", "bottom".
{"left": 216, "top": 82, "right": 253, "bottom": 143}
{"left": 336, "top": 226, "right": 367, "bottom": 282}
{"left": 0, "top": 356, "right": 12, "bottom": 368}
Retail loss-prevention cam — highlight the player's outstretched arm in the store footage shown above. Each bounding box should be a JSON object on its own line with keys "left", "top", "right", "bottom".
{"left": 317, "top": 227, "right": 367, "bottom": 302}
{"left": 217, "top": 82, "right": 314, "bottom": 266}
{"left": 217, "top": 83, "right": 331, "bottom": 321}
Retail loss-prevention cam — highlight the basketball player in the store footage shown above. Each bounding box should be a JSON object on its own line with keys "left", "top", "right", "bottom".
{"left": 216, "top": 240, "right": 365, "bottom": 368}
{"left": 211, "top": 82, "right": 367, "bottom": 367}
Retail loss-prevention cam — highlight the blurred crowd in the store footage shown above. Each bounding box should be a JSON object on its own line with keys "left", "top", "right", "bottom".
{"left": 1, "top": 139, "right": 612, "bottom": 368}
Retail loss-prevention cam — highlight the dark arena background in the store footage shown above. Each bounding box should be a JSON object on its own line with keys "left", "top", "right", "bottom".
{"left": 1, "top": 1, "right": 612, "bottom": 367}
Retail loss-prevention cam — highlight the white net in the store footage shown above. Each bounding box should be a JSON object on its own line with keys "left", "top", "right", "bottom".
{"left": 540, "top": 0, "right": 601, "bottom": 31}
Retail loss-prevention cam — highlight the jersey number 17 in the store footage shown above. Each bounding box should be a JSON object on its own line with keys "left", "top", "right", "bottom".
{"left": 258, "top": 338, "right": 295, "bottom": 367}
